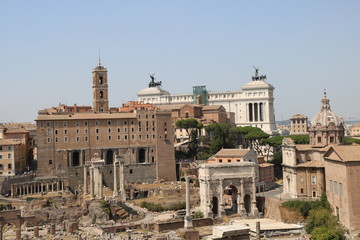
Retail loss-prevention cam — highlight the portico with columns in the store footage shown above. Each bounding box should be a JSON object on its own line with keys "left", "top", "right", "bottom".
{"left": 11, "top": 177, "right": 67, "bottom": 197}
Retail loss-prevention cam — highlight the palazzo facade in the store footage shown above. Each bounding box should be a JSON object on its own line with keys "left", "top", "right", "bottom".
{"left": 137, "top": 69, "right": 276, "bottom": 134}
{"left": 35, "top": 61, "right": 176, "bottom": 191}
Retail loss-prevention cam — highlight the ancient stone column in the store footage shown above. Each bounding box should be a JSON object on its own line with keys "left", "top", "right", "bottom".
{"left": 184, "top": 176, "right": 193, "bottom": 229}
{"left": 218, "top": 179, "right": 225, "bottom": 217}
{"left": 11, "top": 185, "right": 14, "bottom": 197}
{"left": 238, "top": 179, "right": 245, "bottom": 216}
{"left": 119, "top": 156, "right": 126, "bottom": 201}
{"left": 251, "top": 175, "right": 259, "bottom": 216}
{"left": 46, "top": 182, "right": 49, "bottom": 192}
{"left": 83, "top": 165, "right": 88, "bottom": 194}
{"left": 113, "top": 159, "right": 118, "bottom": 197}
{"left": 57, "top": 181, "right": 60, "bottom": 192}
{"left": 98, "top": 167, "right": 103, "bottom": 199}
{"left": 89, "top": 167, "right": 94, "bottom": 199}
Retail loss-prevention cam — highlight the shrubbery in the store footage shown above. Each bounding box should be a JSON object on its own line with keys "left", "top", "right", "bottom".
{"left": 140, "top": 201, "right": 186, "bottom": 212}
{"left": 282, "top": 194, "right": 344, "bottom": 240}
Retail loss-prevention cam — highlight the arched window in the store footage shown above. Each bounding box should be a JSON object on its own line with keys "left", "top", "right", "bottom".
{"left": 99, "top": 91, "right": 104, "bottom": 99}
{"left": 99, "top": 76, "right": 103, "bottom": 84}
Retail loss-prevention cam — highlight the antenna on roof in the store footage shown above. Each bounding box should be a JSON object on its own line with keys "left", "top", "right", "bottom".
{"left": 98, "top": 49, "right": 101, "bottom": 66}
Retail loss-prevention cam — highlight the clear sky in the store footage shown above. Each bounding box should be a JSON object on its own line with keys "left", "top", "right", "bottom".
{"left": 1, "top": 1, "right": 359, "bottom": 124}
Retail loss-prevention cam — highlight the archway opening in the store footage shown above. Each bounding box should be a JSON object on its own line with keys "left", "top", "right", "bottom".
{"left": 72, "top": 151, "right": 80, "bottom": 166}
{"left": 138, "top": 148, "right": 145, "bottom": 163}
{"left": 224, "top": 185, "right": 238, "bottom": 215}
{"left": 212, "top": 196, "right": 218, "bottom": 217}
{"left": 106, "top": 150, "right": 113, "bottom": 165}
{"left": 244, "top": 194, "right": 251, "bottom": 214}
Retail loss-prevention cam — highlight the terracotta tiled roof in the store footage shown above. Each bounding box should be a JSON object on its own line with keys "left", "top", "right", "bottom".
{"left": 156, "top": 104, "right": 185, "bottom": 110}
{"left": 324, "top": 145, "right": 360, "bottom": 162}
{"left": 297, "top": 160, "right": 324, "bottom": 168}
{"left": 36, "top": 112, "right": 137, "bottom": 121}
{"left": 295, "top": 144, "right": 330, "bottom": 152}
{"left": 202, "top": 105, "right": 223, "bottom": 111}
{"left": 214, "top": 148, "right": 250, "bottom": 158}
{"left": 0, "top": 139, "right": 22, "bottom": 146}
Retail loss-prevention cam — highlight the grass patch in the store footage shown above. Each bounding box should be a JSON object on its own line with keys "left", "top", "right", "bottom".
{"left": 140, "top": 201, "right": 186, "bottom": 212}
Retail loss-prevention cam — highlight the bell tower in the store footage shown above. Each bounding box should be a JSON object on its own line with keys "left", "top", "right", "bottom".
{"left": 92, "top": 58, "right": 109, "bottom": 112}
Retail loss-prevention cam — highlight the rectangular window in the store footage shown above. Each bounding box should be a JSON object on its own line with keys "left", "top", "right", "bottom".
{"left": 124, "top": 135, "right": 127, "bottom": 140}
{"left": 8, "top": 164, "right": 12, "bottom": 169}
{"left": 76, "top": 129, "right": 80, "bottom": 134}
{"left": 76, "top": 137, "right": 80, "bottom": 142}
{"left": 108, "top": 121, "right": 111, "bottom": 125}
{"left": 40, "top": 122, "right": 44, "bottom": 128}
{"left": 311, "top": 176, "right": 316, "bottom": 185}
{"left": 85, "top": 136, "right": 88, "bottom": 142}
{"left": 330, "top": 180, "right": 333, "bottom": 192}
{"left": 117, "top": 135, "right": 120, "bottom": 140}
{"left": 95, "top": 121, "right": 99, "bottom": 126}
{"left": 0, "top": 155, "right": 2, "bottom": 159}
{"left": 117, "top": 120, "right": 121, "bottom": 126}
{"left": 8, "top": 146, "right": 12, "bottom": 150}
{"left": 334, "top": 181, "right": 338, "bottom": 194}
{"left": 0, "top": 164, "right": 3, "bottom": 170}
{"left": 76, "top": 121, "right": 80, "bottom": 126}
{"left": 46, "top": 122, "right": 50, "bottom": 127}
{"left": 0, "top": 147, "right": 2, "bottom": 151}
{"left": 46, "top": 129, "right": 51, "bottom": 135}
{"left": 108, "top": 136, "right": 112, "bottom": 141}
{"left": 219, "top": 159, "right": 223, "bottom": 163}
{"left": 84, "top": 129, "right": 88, "bottom": 134}
{"left": 64, "top": 137, "right": 68, "bottom": 142}
{"left": 84, "top": 121, "right": 88, "bottom": 126}
{"left": 64, "top": 129, "right": 68, "bottom": 135}
{"left": 47, "top": 138, "right": 51, "bottom": 143}
{"left": 7, "top": 153, "right": 11, "bottom": 158}
{"left": 54, "top": 121, "right": 58, "bottom": 127}
{"left": 131, "top": 135, "right": 135, "bottom": 139}
{"left": 339, "top": 183, "right": 343, "bottom": 196}
{"left": 63, "top": 121, "right": 68, "bottom": 127}
{"left": 96, "top": 136, "right": 99, "bottom": 141}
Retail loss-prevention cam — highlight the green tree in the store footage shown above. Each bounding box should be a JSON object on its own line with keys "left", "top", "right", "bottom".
{"left": 175, "top": 119, "right": 203, "bottom": 158}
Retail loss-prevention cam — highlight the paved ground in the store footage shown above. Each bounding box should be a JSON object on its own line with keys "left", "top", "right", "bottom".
{"left": 232, "top": 218, "right": 303, "bottom": 231}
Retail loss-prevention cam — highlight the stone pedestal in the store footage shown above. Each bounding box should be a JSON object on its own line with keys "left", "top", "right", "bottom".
{"left": 15, "top": 227, "right": 21, "bottom": 240}
{"left": 184, "top": 229, "right": 199, "bottom": 240}
{"left": 34, "top": 225, "right": 39, "bottom": 237}
{"left": 50, "top": 224, "right": 55, "bottom": 235}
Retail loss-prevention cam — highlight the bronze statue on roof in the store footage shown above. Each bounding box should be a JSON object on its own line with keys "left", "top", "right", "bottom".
{"left": 148, "top": 73, "right": 162, "bottom": 87}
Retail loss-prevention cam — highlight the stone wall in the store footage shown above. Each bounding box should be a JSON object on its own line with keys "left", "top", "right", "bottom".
{"left": 263, "top": 197, "right": 282, "bottom": 221}
{"left": 62, "top": 163, "right": 156, "bottom": 191}
{"left": 155, "top": 218, "right": 213, "bottom": 232}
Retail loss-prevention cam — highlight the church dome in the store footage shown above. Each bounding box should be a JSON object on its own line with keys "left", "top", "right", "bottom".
{"left": 311, "top": 92, "right": 344, "bottom": 127}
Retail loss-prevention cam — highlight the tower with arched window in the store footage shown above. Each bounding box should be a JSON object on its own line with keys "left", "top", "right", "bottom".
{"left": 92, "top": 60, "right": 109, "bottom": 112}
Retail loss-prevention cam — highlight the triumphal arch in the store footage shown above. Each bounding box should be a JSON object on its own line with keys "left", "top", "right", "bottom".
{"left": 199, "top": 162, "right": 258, "bottom": 218}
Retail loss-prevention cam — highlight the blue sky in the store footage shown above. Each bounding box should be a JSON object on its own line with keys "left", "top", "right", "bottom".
{"left": 1, "top": 1, "right": 359, "bottom": 123}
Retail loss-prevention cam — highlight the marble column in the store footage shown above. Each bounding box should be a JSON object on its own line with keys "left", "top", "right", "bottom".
{"left": 238, "top": 179, "right": 245, "bottom": 216}
{"left": 218, "top": 179, "right": 225, "bottom": 217}
{"left": 184, "top": 176, "right": 193, "bottom": 229}
{"left": 113, "top": 159, "right": 118, "bottom": 197}
{"left": 119, "top": 157, "right": 126, "bottom": 201}
{"left": 57, "top": 181, "right": 60, "bottom": 192}
{"left": 251, "top": 176, "right": 259, "bottom": 216}
{"left": 83, "top": 165, "right": 88, "bottom": 194}
{"left": 89, "top": 167, "right": 94, "bottom": 199}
